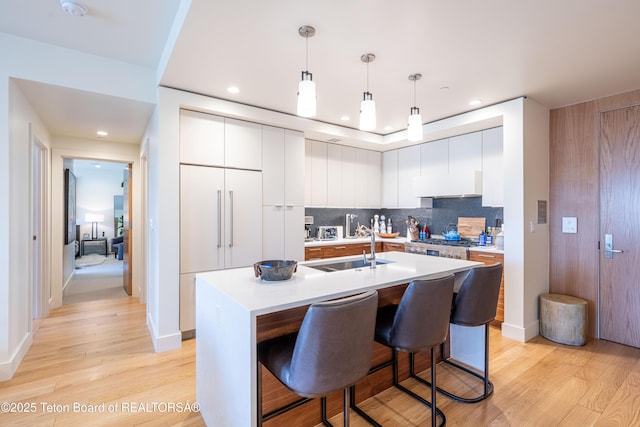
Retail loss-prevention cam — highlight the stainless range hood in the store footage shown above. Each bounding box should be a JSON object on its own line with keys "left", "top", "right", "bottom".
{"left": 412, "top": 170, "right": 482, "bottom": 198}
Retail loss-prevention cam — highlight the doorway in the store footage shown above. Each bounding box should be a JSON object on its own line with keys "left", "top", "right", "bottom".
{"left": 62, "top": 159, "right": 131, "bottom": 305}
{"left": 31, "top": 134, "right": 49, "bottom": 319}
{"left": 599, "top": 105, "right": 640, "bottom": 347}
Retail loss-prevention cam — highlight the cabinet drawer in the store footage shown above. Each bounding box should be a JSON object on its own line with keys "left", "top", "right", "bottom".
{"left": 382, "top": 242, "right": 405, "bottom": 252}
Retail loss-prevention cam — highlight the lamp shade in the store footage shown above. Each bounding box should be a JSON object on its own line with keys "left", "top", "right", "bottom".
{"left": 359, "top": 92, "right": 376, "bottom": 131}
{"left": 297, "top": 72, "right": 316, "bottom": 117}
{"left": 407, "top": 107, "right": 423, "bottom": 142}
{"left": 85, "top": 213, "right": 104, "bottom": 223}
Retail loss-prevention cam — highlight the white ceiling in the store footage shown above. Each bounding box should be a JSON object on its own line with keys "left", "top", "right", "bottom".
{"left": 4, "top": 0, "right": 640, "bottom": 145}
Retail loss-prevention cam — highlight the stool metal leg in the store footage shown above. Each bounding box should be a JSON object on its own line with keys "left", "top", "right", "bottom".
{"left": 352, "top": 348, "right": 445, "bottom": 427}
{"left": 412, "top": 323, "right": 494, "bottom": 403}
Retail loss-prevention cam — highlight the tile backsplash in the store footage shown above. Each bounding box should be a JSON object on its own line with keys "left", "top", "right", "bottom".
{"left": 305, "top": 197, "right": 503, "bottom": 239}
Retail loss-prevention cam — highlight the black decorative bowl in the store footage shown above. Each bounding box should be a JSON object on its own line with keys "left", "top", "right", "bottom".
{"left": 253, "top": 260, "right": 298, "bottom": 281}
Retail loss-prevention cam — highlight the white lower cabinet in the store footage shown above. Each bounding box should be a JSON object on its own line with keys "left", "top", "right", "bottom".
{"left": 179, "top": 273, "right": 196, "bottom": 332}
{"left": 180, "top": 164, "right": 262, "bottom": 332}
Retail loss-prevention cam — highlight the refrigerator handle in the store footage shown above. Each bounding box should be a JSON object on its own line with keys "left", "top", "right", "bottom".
{"left": 217, "top": 190, "right": 222, "bottom": 248}
{"left": 229, "top": 190, "right": 234, "bottom": 247}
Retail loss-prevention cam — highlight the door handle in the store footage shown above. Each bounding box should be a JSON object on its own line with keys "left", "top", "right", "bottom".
{"left": 217, "top": 190, "right": 222, "bottom": 248}
{"left": 604, "top": 234, "right": 624, "bottom": 259}
{"left": 228, "top": 190, "right": 234, "bottom": 247}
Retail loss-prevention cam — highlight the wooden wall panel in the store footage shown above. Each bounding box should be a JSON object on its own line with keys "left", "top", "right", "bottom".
{"left": 549, "top": 88, "right": 640, "bottom": 339}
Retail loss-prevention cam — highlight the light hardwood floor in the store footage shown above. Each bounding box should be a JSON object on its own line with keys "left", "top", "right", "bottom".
{"left": 2, "top": 297, "right": 640, "bottom": 426}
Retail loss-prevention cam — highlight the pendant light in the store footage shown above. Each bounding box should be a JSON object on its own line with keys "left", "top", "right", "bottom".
{"left": 297, "top": 25, "right": 316, "bottom": 118}
{"left": 359, "top": 53, "right": 376, "bottom": 131}
{"left": 407, "top": 74, "right": 423, "bottom": 142}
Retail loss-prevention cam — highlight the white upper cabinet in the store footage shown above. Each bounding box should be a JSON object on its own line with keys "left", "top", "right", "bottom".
{"left": 262, "top": 126, "right": 285, "bottom": 206}
{"left": 415, "top": 132, "right": 484, "bottom": 198}
{"left": 367, "top": 150, "right": 382, "bottom": 208}
{"left": 179, "top": 109, "right": 225, "bottom": 166}
{"left": 341, "top": 146, "right": 357, "bottom": 208}
{"left": 225, "top": 118, "right": 262, "bottom": 170}
{"left": 398, "top": 145, "right": 421, "bottom": 208}
{"left": 420, "top": 138, "right": 449, "bottom": 175}
{"left": 449, "top": 132, "right": 482, "bottom": 173}
{"left": 179, "top": 110, "right": 262, "bottom": 170}
{"left": 327, "top": 144, "right": 343, "bottom": 207}
{"left": 309, "top": 140, "right": 328, "bottom": 207}
{"left": 382, "top": 150, "right": 399, "bottom": 208}
{"left": 284, "top": 130, "right": 305, "bottom": 206}
{"left": 482, "top": 127, "right": 504, "bottom": 206}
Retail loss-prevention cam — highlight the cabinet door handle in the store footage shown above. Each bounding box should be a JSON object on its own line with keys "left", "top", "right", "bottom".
{"left": 308, "top": 248, "right": 322, "bottom": 252}
{"left": 217, "top": 190, "right": 222, "bottom": 248}
{"left": 478, "top": 254, "right": 496, "bottom": 258}
{"left": 335, "top": 246, "right": 347, "bottom": 249}
{"left": 228, "top": 190, "right": 234, "bottom": 247}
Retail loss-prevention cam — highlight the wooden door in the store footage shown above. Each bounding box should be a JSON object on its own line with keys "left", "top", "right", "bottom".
{"left": 123, "top": 165, "right": 132, "bottom": 295}
{"left": 599, "top": 106, "right": 640, "bottom": 347}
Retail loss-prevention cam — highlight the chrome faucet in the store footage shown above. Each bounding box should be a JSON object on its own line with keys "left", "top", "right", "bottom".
{"left": 345, "top": 213, "right": 357, "bottom": 238}
{"left": 368, "top": 228, "right": 376, "bottom": 267}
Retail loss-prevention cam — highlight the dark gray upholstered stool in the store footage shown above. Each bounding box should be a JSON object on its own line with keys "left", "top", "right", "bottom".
{"left": 414, "top": 263, "right": 503, "bottom": 404}
{"left": 351, "top": 275, "right": 455, "bottom": 427}
{"left": 257, "top": 290, "right": 378, "bottom": 427}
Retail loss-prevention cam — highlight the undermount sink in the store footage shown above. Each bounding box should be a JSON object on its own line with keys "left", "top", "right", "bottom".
{"left": 307, "top": 258, "right": 394, "bottom": 272}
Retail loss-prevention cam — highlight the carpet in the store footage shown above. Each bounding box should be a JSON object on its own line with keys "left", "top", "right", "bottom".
{"left": 75, "top": 253, "right": 107, "bottom": 268}
{"left": 64, "top": 257, "right": 127, "bottom": 304}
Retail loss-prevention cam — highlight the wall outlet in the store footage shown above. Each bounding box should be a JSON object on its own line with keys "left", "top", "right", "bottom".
{"left": 562, "top": 217, "right": 577, "bottom": 233}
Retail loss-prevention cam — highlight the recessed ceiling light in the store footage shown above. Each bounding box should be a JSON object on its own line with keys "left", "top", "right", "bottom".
{"left": 469, "top": 99, "right": 483, "bottom": 106}
{"left": 340, "top": 115, "right": 350, "bottom": 121}
{"left": 227, "top": 86, "right": 239, "bottom": 94}
{"left": 384, "top": 126, "right": 393, "bottom": 131}
{"left": 97, "top": 130, "right": 108, "bottom": 137}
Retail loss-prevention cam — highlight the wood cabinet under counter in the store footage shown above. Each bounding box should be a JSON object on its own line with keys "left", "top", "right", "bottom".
{"left": 305, "top": 241, "right": 383, "bottom": 260}
{"left": 468, "top": 250, "right": 505, "bottom": 323}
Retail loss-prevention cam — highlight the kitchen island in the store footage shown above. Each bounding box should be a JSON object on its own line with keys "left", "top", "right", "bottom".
{"left": 195, "top": 251, "right": 481, "bottom": 427}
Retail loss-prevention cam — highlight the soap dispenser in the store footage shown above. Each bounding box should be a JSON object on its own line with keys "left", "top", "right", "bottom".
{"left": 380, "top": 215, "right": 387, "bottom": 234}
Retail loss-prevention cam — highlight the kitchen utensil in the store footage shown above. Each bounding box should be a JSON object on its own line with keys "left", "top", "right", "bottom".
{"left": 457, "top": 217, "right": 486, "bottom": 239}
{"left": 254, "top": 260, "right": 297, "bottom": 281}
{"left": 444, "top": 224, "right": 461, "bottom": 240}
{"left": 375, "top": 231, "right": 400, "bottom": 238}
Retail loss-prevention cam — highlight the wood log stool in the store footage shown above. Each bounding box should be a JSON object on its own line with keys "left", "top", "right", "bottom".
{"left": 539, "top": 293, "right": 587, "bottom": 346}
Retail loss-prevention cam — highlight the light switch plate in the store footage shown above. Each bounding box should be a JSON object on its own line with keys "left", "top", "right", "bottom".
{"left": 562, "top": 217, "right": 577, "bottom": 233}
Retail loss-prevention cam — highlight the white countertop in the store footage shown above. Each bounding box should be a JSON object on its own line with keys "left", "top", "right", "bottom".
{"left": 469, "top": 245, "right": 504, "bottom": 254}
{"left": 304, "top": 236, "right": 406, "bottom": 247}
{"left": 196, "top": 251, "right": 481, "bottom": 316}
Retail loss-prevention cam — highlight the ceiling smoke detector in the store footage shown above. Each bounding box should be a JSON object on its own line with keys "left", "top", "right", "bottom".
{"left": 60, "top": 1, "right": 88, "bottom": 17}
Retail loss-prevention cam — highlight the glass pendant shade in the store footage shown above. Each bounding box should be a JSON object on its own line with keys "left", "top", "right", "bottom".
{"left": 297, "top": 71, "right": 316, "bottom": 117}
{"left": 359, "top": 92, "right": 376, "bottom": 131}
{"left": 407, "top": 106, "right": 423, "bottom": 142}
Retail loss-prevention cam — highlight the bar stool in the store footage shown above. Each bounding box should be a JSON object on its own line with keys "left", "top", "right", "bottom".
{"left": 257, "top": 290, "right": 378, "bottom": 427}
{"left": 351, "top": 275, "right": 455, "bottom": 427}
{"left": 412, "top": 263, "right": 503, "bottom": 403}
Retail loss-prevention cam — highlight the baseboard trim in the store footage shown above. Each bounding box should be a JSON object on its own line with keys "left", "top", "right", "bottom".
{"left": 501, "top": 320, "right": 540, "bottom": 343}
{"left": 0, "top": 331, "right": 32, "bottom": 381}
{"left": 146, "top": 312, "right": 182, "bottom": 353}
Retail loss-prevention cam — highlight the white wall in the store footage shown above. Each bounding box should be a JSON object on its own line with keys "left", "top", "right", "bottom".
{"left": 0, "top": 32, "right": 155, "bottom": 380}
{"left": 0, "top": 79, "right": 52, "bottom": 380}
